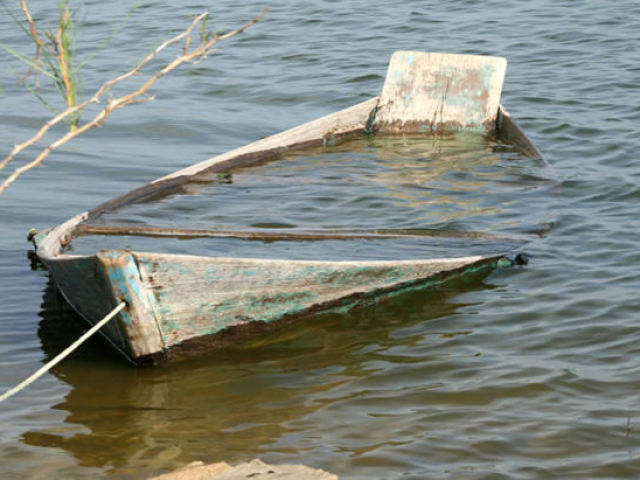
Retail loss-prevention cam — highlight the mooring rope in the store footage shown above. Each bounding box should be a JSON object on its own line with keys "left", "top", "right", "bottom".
{"left": 0, "top": 301, "right": 126, "bottom": 404}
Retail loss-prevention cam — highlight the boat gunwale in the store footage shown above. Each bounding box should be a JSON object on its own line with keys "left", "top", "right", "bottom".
{"left": 36, "top": 98, "right": 381, "bottom": 263}
{"left": 131, "top": 250, "right": 493, "bottom": 268}
{"left": 36, "top": 102, "right": 539, "bottom": 266}
{"left": 30, "top": 53, "right": 543, "bottom": 362}
{"left": 85, "top": 98, "right": 380, "bottom": 223}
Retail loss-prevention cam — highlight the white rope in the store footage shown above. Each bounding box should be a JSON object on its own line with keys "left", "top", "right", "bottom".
{"left": 0, "top": 301, "right": 126, "bottom": 404}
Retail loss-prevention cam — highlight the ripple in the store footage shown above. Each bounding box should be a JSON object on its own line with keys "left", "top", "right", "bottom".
{"left": 2, "top": 0, "right": 640, "bottom": 478}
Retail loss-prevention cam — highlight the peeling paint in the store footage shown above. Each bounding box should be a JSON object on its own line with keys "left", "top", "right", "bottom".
{"left": 132, "top": 250, "right": 508, "bottom": 351}
{"left": 96, "top": 250, "right": 165, "bottom": 357}
{"left": 375, "top": 51, "right": 506, "bottom": 135}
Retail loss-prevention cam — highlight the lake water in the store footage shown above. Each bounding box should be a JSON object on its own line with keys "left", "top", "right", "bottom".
{"left": 1, "top": 1, "right": 639, "bottom": 478}
{"left": 73, "top": 133, "right": 550, "bottom": 260}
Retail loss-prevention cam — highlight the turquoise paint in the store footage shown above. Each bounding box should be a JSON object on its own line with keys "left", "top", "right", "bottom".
{"left": 481, "top": 64, "right": 494, "bottom": 89}
{"left": 104, "top": 264, "right": 133, "bottom": 326}
{"left": 151, "top": 253, "right": 511, "bottom": 346}
{"left": 207, "top": 290, "right": 319, "bottom": 332}
{"left": 328, "top": 256, "right": 509, "bottom": 314}
{"left": 160, "top": 289, "right": 320, "bottom": 341}
{"left": 113, "top": 261, "right": 144, "bottom": 301}
{"left": 100, "top": 251, "right": 147, "bottom": 327}
{"left": 315, "top": 265, "right": 408, "bottom": 288}
{"left": 161, "top": 318, "right": 181, "bottom": 339}
{"left": 32, "top": 231, "right": 48, "bottom": 249}
{"left": 148, "top": 286, "right": 171, "bottom": 316}
{"left": 212, "top": 259, "right": 506, "bottom": 336}
{"left": 496, "top": 257, "right": 513, "bottom": 268}
{"left": 242, "top": 268, "right": 261, "bottom": 277}
{"left": 430, "top": 64, "right": 495, "bottom": 129}
{"left": 141, "top": 257, "right": 193, "bottom": 277}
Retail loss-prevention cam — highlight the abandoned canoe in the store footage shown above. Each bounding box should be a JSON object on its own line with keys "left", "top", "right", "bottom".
{"left": 32, "top": 51, "right": 542, "bottom": 364}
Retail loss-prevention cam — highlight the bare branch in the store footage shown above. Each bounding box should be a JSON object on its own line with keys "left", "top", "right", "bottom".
{"left": 19, "top": 0, "right": 43, "bottom": 85}
{"left": 20, "top": 0, "right": 44, "bottom": 48}
{"left": 0, "top": 11, "right": 210, "bottom": 174}
{"left": 0, "top": 8, "right": 267, "bottom": 195}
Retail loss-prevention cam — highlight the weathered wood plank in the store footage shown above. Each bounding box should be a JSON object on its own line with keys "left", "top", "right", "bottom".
{"left": 85, "top": 98, "right": 377, "bottom": 221}
{"left": 134, "top": 251, "right": 504, "bottom": 349}
{"left": 498, "top": 106, "right": 542, "bottom": 159}
{"left": 96, "top": 250, "right": 165, "bottom": 358}
{"left": 156, "top": 98, "right": 378, "bottom": 182}
{"left": 75, "top": 223, "right": 532, "bottom": 243}
{"left": 374, "top": 51, "right": 507, "bottom": 134}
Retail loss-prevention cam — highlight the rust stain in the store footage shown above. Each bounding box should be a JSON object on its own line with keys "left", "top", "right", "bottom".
{"left": 373, "top": 119, "right": 482, "bottom": 135}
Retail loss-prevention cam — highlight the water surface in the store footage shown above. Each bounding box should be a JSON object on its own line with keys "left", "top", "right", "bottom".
{"left": 73, "top": 133, "right": 549, "bottom": 260}
{"left": 1, "top": 1, "right": 640, "bottom": 479}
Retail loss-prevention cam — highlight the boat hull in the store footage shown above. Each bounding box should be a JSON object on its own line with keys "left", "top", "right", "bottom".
{"left": 33, "top": 51, "right": 540, "bottom": 363}
{"left": 44, "top": 249, "right": 509, "bottom": 363}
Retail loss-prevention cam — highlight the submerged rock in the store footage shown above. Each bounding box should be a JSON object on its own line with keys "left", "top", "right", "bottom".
{"left": 150, "top": 458, "right": 338, "bottom": 480}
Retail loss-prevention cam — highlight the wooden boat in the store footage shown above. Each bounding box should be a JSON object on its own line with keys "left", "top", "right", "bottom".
{"left": 32, "top": 52, "right": 541, "bottom": 364}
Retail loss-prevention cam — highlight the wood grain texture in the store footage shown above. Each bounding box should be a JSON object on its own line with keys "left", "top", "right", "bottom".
{"left": 96, "top": 251, "right": 165, "bottom": 358}
{"left": 155, "top": 98, "right": 378, "bottom": 182}
{"left": 83, "top": 98, "right": 377, "bottom": 221}
{"left": 134, "top": 251, "right": 502, "bottom": 350}
{"left": 374, "top": 51, "right": 507, "bottom": 134}
{"left": 75, "top": 223, "right": 531, "bottom": 243}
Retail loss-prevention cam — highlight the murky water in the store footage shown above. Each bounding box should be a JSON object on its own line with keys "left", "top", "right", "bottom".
{"left": 73, "top": 134, "right": 550, "bottom": 260}
{"left": 1, "top": 1, "right": 640, "bottom": 478}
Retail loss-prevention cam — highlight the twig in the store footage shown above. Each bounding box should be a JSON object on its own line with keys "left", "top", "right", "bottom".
{"left": 19, "top": 0, "right": 49, "bottom": 85}
{"left": 0, "top": 9, "right": 267, "bottom": 195}
{"left": 0, "top": 11, "right": 209, "bottom": 173}
{"left": 20, "top": 0, "right": 41, "bottom": 84}
{"left": 20, "top": 0, "right": 44, "bottom": 48}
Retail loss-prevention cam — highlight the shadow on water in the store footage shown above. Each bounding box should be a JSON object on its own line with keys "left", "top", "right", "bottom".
{"left": 34, "top": 278, "right": 126, "bottom": 365}
{"left": 24, "top": 267, "right": 499, "bottom": 477}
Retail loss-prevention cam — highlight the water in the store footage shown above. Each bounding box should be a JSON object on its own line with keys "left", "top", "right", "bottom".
{"left": 1, "top": 1, "right": 639, "bottom": 478}
{"left": 72, "top": 134, "right": 549, "bottom": 260}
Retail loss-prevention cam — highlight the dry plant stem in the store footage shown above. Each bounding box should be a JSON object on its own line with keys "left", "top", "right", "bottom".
{"left": 21, "top": 0, "right": 45, "bottom": 47}
{"left": 0, "top": 9, "right": 266, "bottom": 195}
{"left": 56, "top": 19, "right": 72, "bottom": 109}
{"left": 20, "top": 0, "right": 44, "bottom": 83}
{"left": 0, "top": 12, "right": 208, "bottom": 174}
{"left": 20, "top": 0, "right": 75, "bottom": 115}
{"left": 0, "top": 11, "right": 209, "bottom": 174}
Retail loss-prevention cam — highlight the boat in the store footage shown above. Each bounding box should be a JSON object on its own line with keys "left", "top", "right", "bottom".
{"left": 31, "top": 51, "right": 541, "bottom": 364}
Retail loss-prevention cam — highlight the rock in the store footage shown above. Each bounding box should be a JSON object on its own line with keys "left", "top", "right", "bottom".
{"left": 150, "top": 458, "right": 338, "bottom": 480}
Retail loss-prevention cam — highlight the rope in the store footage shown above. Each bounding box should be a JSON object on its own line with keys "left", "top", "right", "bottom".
{"left": 0, "top": 301, "right": 126, "bottom": 404}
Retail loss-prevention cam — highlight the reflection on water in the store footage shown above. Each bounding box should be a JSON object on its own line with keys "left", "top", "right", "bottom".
{"left": 94, "top": 134, "right": 549, "bottom": 232}
{"left": 73, "top": 134, "right": 552, "bottom": 260}
{"left": 3, "top": 0, "right": 640, "bottom": 478}
{"left": 26, "top": 269, "right": 497, "bottom": 478}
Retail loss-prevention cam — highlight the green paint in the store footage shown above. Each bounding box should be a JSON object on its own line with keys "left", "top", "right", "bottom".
{"left": 155, "top": 256, "right": 511, "bottom": 346}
